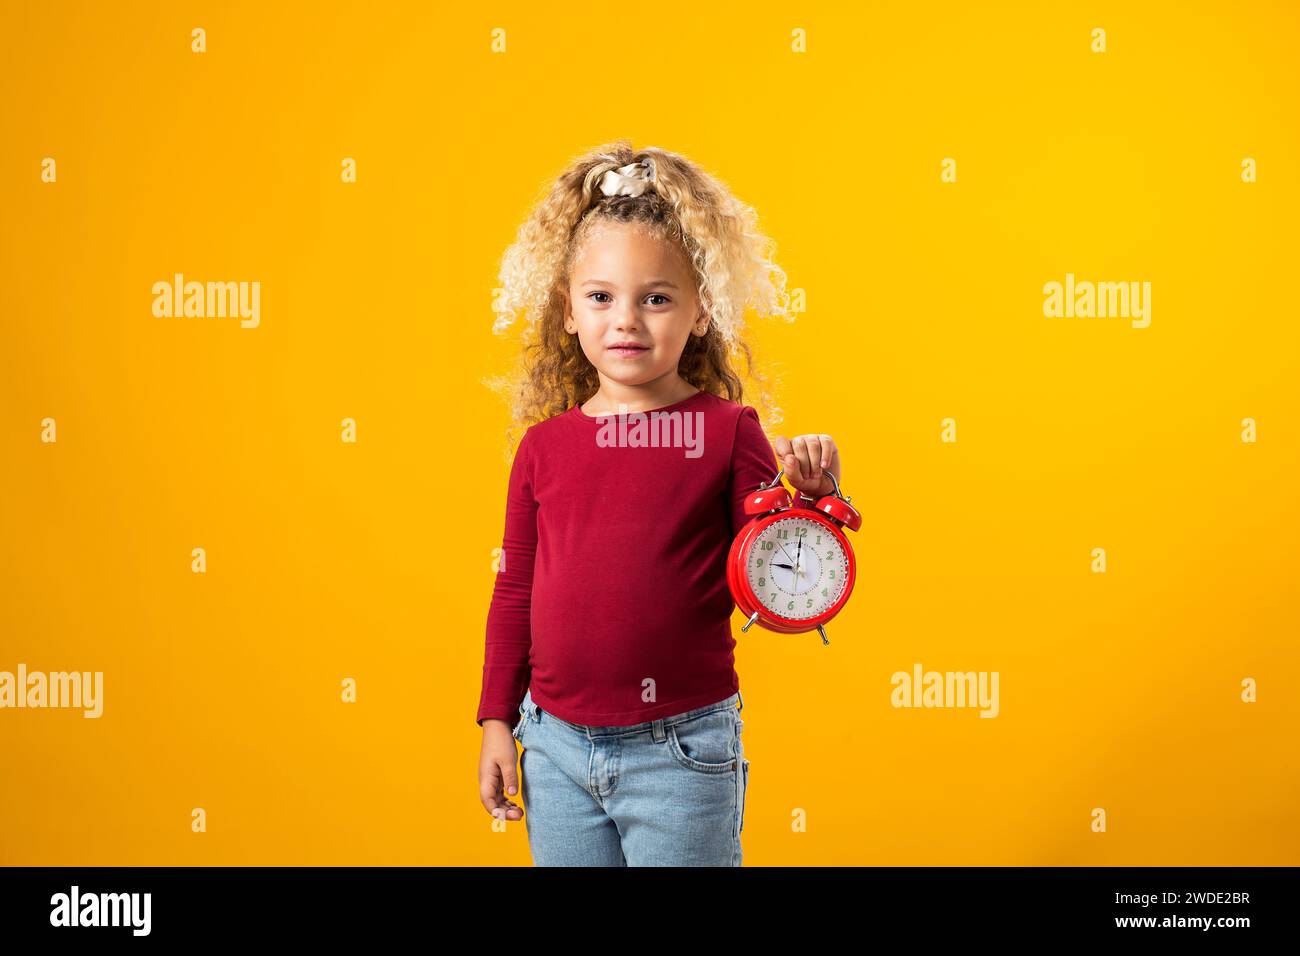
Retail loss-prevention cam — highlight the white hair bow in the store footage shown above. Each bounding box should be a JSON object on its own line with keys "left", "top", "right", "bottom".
{"left": 598, "top": 156, "right": 657, "bottom": 197}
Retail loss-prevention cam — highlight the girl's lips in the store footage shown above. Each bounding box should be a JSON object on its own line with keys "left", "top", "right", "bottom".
{"left": 608, "top": 346, "right": 650, "bottom": 357}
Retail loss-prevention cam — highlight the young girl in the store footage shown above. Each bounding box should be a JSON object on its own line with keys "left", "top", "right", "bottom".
{"left": 475, "top": 141, "right": 842, "bottom": 866}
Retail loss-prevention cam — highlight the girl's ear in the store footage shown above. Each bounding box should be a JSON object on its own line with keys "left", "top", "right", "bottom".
{"left": 694, "top": 305, "right": 711, "bottom": 336}
{"left": 561, "top": 290, "right": 577, "bottom": 334}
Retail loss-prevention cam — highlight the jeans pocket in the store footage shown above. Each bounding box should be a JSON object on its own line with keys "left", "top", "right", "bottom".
{"left": 739, "top": 759, "right": 750, "bottom": 832}
{"left": 667, "top": 709, "right": 737, "bottom": 774}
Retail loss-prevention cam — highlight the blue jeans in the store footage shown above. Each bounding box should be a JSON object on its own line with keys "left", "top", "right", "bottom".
{"left": 512, "top": 687, "right": 750, "bottom": 866}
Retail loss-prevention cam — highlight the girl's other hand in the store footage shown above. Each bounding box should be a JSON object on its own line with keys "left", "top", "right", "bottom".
{"left": 479, "top": 720, "right": 524, "bottom": 822}
{"left": 773, "top": 433, "right": 841, "bottom": 500}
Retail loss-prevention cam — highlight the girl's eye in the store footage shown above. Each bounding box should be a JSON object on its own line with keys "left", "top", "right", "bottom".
{"left": 586, "top": 292, "right": 672, "bottom": 306}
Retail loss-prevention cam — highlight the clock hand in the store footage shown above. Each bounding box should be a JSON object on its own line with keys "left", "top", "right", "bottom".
{"left": 774, "top": 543, "right": 803, "bottom": 592}
{"left": 779, "top": 542, "right": 809, "bottom": 593}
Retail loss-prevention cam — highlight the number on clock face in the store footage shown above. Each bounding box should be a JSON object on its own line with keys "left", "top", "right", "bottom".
{"left": 746, "top": 516, "right": 849, "bottom": 620}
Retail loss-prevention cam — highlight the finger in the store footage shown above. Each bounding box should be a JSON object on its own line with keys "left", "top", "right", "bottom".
{"left": 816, "top": 436, "right": 841, "bottom": 490}
{"left": 480, "top": 767, "right": 523, "bottom": 818}
{"left": 489, "top": 801, "right": 524, "bottom": 822}
{"left": 781, "top": 446, "right": 804, "bottom": 483}
{"left": 500, "top": 756, "right": 519, "bottom": 798}
{"left": 481, "top": 776, "right": 524, "bottom": 821}
{"left": 491, "top": 800, "right": 524, "bottom": 821}
{"left": 801, "top": 436, "right": 824, "bottom": 481}
{"left": 773, "top": 435, "right": 799, "bottom": 480}
{"left": 791, "top": 436, "right": 815, "bottom": 484}
{"left": 814, "top": 434, "right": 835, "bottom": 469}
{"left": 772, "top": 435, "right": 793, "bottom": 464}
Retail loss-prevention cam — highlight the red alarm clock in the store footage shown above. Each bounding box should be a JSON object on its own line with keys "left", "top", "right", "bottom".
{"left": 727, "top": 468, "right": 861, "bottom": 645}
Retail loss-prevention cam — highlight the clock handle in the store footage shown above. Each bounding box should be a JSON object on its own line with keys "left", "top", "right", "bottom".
{"left": 771, "top": 466, "right": 853, "bottom": 505}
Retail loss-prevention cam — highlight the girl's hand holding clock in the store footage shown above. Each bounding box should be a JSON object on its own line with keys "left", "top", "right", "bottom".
{"left": 773, "top": 433, "right": 842, "bottom": 501}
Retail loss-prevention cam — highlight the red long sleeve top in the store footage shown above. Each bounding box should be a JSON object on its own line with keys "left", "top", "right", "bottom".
{"left": 476, "top": 388, "right": 778, "bottom": 727}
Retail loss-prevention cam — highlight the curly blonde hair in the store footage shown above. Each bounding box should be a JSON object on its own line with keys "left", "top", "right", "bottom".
{"left": 483, "top": 140, "right": 793, "bottom": 460}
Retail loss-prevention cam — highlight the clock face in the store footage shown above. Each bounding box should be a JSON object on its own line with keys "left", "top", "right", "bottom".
{"left": 745, "top": 514, "right": 850, "bottom": 621}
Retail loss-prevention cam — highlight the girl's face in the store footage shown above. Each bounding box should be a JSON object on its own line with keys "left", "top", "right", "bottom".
{"left": 563, "top": 221, "right": 708, "bottom": 390}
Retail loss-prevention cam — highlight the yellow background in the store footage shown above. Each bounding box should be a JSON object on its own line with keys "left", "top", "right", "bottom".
{"left": 1, "top": 1, "right": 1296, "bottom": 865}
